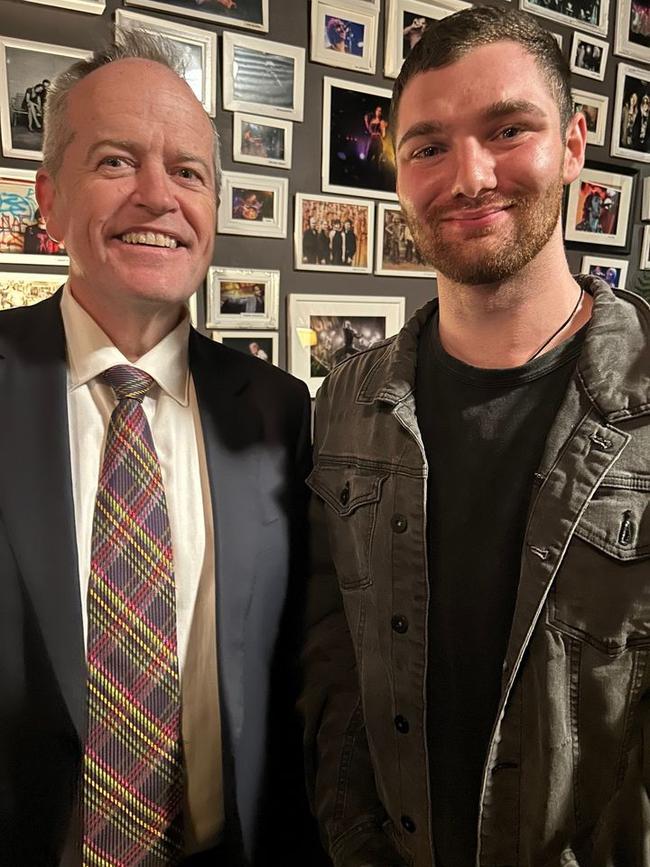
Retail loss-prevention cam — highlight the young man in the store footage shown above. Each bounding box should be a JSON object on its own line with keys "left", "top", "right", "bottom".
{"left": 302, "top": 7, "right": 650, "bottom": 867}
{"left": 0, "top": 30, "right": 320, "bottom": 867}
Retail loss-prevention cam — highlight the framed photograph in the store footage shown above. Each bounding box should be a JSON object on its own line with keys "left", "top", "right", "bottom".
{"left": 641, "top": 225, "right": 650, "bottom": 268}
{"left": 115, "top": 9, "right": 217, "bottom": 116}
{"left": 569, "top": 32, "right": 609, "bottom": 81}
{"left": 643, "top": 175, "right": 650, "bottom": 219}
{"left": 375, "top": 203, "right": 437, "bottom": 278}
{"left": 310, "top": 1, "right": 378, "bottom": 74}
{"left": 322, "top": 76, "right": 396, "bottom": 200}
{"left": 581, "top": 254, "right": 630, "bottom": 288}
{"left": 611, "top": 62, "right": 650, "bottom": 162}
{"left": 0, "top": 271, "right": 63, "bottom": 311}
{"left": 211, "top": 330, "right": 279, "bottom": 365}
{"left": 614, "top": 0, "right": 650, "bottom": 64}
{"left": 294, "top": 192, "right": 375, "bottom": 273}
{"left": 217, "top": 171, "right": 288, "bottom": 238}
{"left": 205, "top": 266, "right": 279, "bottom": 329}
{"left": 552, "top": 32, "right": 564, "bottom": 50}
{"left": 0, "top": 168, "right": 68, "bottom": 266}
{"left": 572, "top": 88, "right": 609, "bottom": 146}
{"left": 233, "top": 113, "right": 292, "bottom": 169}
{"left": 288, "top": 293, "right": 406, "bottom": 397}
{"left": 222, "top": 32, "right": 305, "bottom": 122}
{"left": 564, "top": 163, "right": 637, "bottom": 251}
{"left": 0, "top": 36, "right": 92, "bottom": 161}
{"left": 384, "top": 0, "right": 471, "bottom": 78}
{"left": 23, "top": 0, "right": 105, "bottom": 12}
{"left": 519, "top": 0, "right": 609, "bottom": 36}
{"left": 124, "top": 0, "right": 269, "bottom": 32}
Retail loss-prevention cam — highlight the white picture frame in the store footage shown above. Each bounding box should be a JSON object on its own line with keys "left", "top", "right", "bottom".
{"left": 288, "top": 293, "right": 406, "bottom": 397}
{"left": 211, "top": 330, "right": 279, "bottom": 365}
{"left": 375, "top": 202, "right": 437, "bottom": 278}
{"left": 641, "top": 225, "right": 650, "bottom": 268}
{"left": 294, "top": 192, "right": 375, "bottom": 273}
{"left": 0, "top": 167, "right": 69, "bottom": 266}
{"left": 564, "top": 164, "right": 636, "bottom": 249}
{"left": 384, "top": 0, "right": 471, "bottom": 78}
{"left": 0, "top": 36, "right": 92, "bottom": 161}
{"left": 115, "top": 9, "right": 217, "bottom": 116}
{"left": 232, "top": 112, "right": 292, "bottom": 169}
{"left": 572, "top": 88, "right": 609, "bottom": 146}
{"left": 569, "top": 31, "right": 609, "bottom": 81}
{"left": 0, "top": 271, "right": 64, "bottom": 310}
{"left": 217, "top": 170, "right": 288, "bottom": 238}
{"left": 580, "top": 254, "right": 630, "bottom": 289}
{"left": 23, "top": 0, "right": 104, "bottom": 12}
{"left": 611, "top": 62, "right": 650, "bottom": 163}
{"left": 643, "top": 176, "right": 650, "bottom": 220}
{"left": 614, "top": 0, "right": 650, "bottom": 65}
{"left": 124, "top": 0, "right": 269, "bottom": 32}
{"left": 519, "top": 0, "right": 609, "bottom": 37}
{"left": 310, "top": 1, "right": 378, "bottom": 74}
{"left": 222, "top": 32, "right": 305, "bottom": 122}
{"left": 206, "top": 266, "right": 279, "bottom": 330}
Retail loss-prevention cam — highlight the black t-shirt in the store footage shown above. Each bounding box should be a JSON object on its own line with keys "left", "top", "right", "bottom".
{"left": 414, "top": 312, "right": 587, "bottom": 867}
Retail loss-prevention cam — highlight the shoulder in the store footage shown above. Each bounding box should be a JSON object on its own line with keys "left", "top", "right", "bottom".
{"left": 317, "top": 335, "right": 395, "bottom": 406}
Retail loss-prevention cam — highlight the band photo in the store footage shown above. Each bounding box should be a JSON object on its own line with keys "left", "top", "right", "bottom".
{"left": 384, "top": 0, "right": 470, "bottom": 78}
{"left": 211, "top": 330, "right": 279, "bottom": 365}
{"left": 571, "top": 88, "right": 609, "bottom": 146}
{"left": 615, "top": 0, "right": 650, "bottom": 64}
{"left": 520, "top": 0, "right": 608, "bottom": 35}
{"left": 580, "top": 255, "right": 630, "bottom": 289}
{"left": 0, "top": 271, "right": 63, "bottom": 311}
{"left": 612, "top": 62, "right": 650, "bottom": 162}
{"left": 124, "top": 0, "right": 269, "bottom": 31}
{"left": 0, "top": 168, "right": 68, "bottom": 266}
{"left": 375, "top": 203, "right": 437, "bottom": 278}
{"left": 205, "top": 266, "right": 279, "bottom": 330}
{"left": 310, "top": 1, "right": 378, "bottom": 73}
{"left": 564, "top": 164, "right": 636, "bottom": 249}
{"left": 217, "top": 171, "right": 288, "bottom": 238}
{"left": 232, "top": 112, "right": 292, "bottom": 169}
{"left": 569, "top": 32, "right": 609, "bottom": 81}
{"left": 294, "top": 192, "right": 374, "bottom": 273}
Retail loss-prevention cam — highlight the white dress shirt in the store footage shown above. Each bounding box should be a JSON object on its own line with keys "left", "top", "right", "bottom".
{"left": 61, "top": 285, "right": 224, "bottom": 854}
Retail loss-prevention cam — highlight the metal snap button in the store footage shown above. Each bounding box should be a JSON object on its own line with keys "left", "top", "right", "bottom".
{"left": 394, "top": 714, "right": 410, "bottom": 734}
{"left": 391, "top": 513, "right": 408, "bottom": 533}
{"left": 391, "top": 614, "right": 409, "bottom": 634}
{"left": 401, "top": 815, "right": 416, "bottom": 833}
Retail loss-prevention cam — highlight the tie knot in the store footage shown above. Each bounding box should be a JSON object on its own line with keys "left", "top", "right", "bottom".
{"left": 102, "top": 365, "right": 155, "bottom": 402}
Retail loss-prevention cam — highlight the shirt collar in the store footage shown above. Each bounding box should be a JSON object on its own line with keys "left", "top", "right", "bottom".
{"left": 60, "top": 283, "right": 191, "bottom": 406}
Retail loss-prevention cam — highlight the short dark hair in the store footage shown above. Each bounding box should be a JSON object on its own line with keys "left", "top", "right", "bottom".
{"left": 391, "top": 6, "right": 573, "bottom": 142}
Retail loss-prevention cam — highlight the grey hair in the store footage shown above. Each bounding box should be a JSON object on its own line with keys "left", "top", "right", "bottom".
{"left": 41, "top": 28, "right": 221, "bottom": 194}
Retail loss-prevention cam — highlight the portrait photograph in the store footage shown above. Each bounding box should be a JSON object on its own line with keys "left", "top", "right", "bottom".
{"left": 233, "top": 112, "right": 292, "bottom": 169}
{"left": 322, "top": 76, "right": 397, "bottom": 200}
{"left": 611, "top": 62, "right": 650, "bottom": 162}
{"left": 572, "top": 88, "right": 609, "bottom": 145}
{"left": 375, "top": 203, "right": 437, "bottom": 278}
{"left": 211, "top": 330, "right": 279, "bottom": 365}
{"left": 115, "top": 9, "right": 217, "bottom": 116}
{"left": 564, "top": 164, "right": 636, "bottom": 250}
{"left": 615, "top": 0, "right": 650, "bottom": 64}
{"left": 569, "top": 32, "right": 609, "bottom": 81}
{"left": 288, "top": 293, "right": 405, "bottom": 396}
{"left": 223, "top": 32, "right": 305, "bottom": 121}
{"left": 0, "top": 271, "right": 63, "bottom": 311}
{"left": 310, "top": 2, "right": 378, "bottom": 73}
{"left": 23, "top": 0, "right": 105, "bottom": 12}
{"left": 205, "top": 266, "right": 279, "bottom": 330}
{"left": 217, "top": 171, "right": 288, "bottom": 238}
{"left": 124, "top": 0, "right": 269, "bottom": 32}
{"left": 581, "top": 255, "right": 629, "bottom": 289}
{"left": 519, "top": 0, "right": 608, "bottom": 36}
{"left": 294, "top": 192, "right": 375, "bottom": 273}
{"left": 0, "top": 37, "right": 92, "bottom": 161}
{"left": 384, "top": 0, "right": 470, "bottom": 78}
{"left": 0, "top": 168, "right": 68, "bottom": 266}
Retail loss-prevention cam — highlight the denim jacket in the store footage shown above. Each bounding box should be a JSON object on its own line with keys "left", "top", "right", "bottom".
{"left": 301, "top": 276, "right": 650, "bottom": 867}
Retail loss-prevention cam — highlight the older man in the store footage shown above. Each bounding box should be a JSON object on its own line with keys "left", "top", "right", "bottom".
{"left": 0, "top": 31, "right": 318, "bottom": 867}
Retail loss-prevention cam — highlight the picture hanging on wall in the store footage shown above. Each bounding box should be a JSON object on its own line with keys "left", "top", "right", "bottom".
{"left": 222, "top": 32, "right": 305, "bottom": 122}
{"left": 564, "top": 162, "right": 636, "bottom": 251}
{"left": 569, "top": 32, "right": 609, "bottom": 81}
{"left": 322, "top": 76, "right": 397, "bottom": 200}
{"left": 288, "top": 293, "right": 405, "bottom": 397}
{"left": 581, "top": 255, "right": 629, "bottom": 289}
{"left": 294, "top": 192, "right": 375, "bottom": 273}
{"left": 611, "top": 62, "right": 650, "bottom": 162}
{"left": 0, "top": 168, "right": 68, "bottom": 266}
{"left": 310, "top": 1, "right": 378, "bottom": 73}
{"left": 642, "top": 175, "right": 650, "bottom": 219}
{"left": 23, "top": 0, "right": 105, "bottom": 13}
{"left": 232, "top": 113, "right": 292, "bottom": 169}
{"left": 124, "top": 0, "right": 269, "bottom": 33}
{"left": 205, "top": 266, "right": 279, "bottom": 330}
{"left": 217, "top": 171, "right": 288, "bottom": 238}
{"left": 519, "top": 0, "right": 609, "bottom": 36}
{"left": 0, "top": 271, "right": 63, "bottom": 311}
{"left": 641, "top": 225, "right": 650, "bottom": 268}
{"left": 384, "top": 0, "right": 471, "bottom": 78}
{"left": 614, "top": 0, "right": 650, "bottom": 64}
{"left": 0, "top": 36, "right": 92, "bottom": 161}
{"left": 211, "top": 330, "right": 279, "bottom": 365}
{"left": 375, "top": 203, "right": 437, "bottom": 278}
{"left": 115, "top": 9, "right": 218, "bottom": 116}
{"left": 572, "top": 88, "right": 609, "bottom": 145}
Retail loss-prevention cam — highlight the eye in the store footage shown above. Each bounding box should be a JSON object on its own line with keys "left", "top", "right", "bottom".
{"left": 99, "top": 155, "right": 128, "bottom": 168}
{"left": 176, "top": 166, "right": 202, "bottom": 182}
{"left": 411, "top": 143, "right": 443, "bottom": 159}
{"left": 499, "top": 126, "right": 522, "bottom": 140}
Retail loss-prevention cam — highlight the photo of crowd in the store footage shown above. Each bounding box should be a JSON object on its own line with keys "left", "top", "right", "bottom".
{"left": 573, "top": 180, "right": 622, "bottom": 235}
{"left": 297, "top": 195, "right": 371, "bottom": 270}
{"left": 309, "top": 315, "right": 386, "bottom": 377}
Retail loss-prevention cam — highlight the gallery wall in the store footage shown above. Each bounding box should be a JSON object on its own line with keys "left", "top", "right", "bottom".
{"left": 1, "top": 0, "right": 649, "bottom": 377}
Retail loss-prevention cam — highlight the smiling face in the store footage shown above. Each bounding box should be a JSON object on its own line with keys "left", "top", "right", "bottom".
{"left": 395, "top": 41, "right": 585, "bottom": 286}
{"left": 36, "top": 58, "right": 217, "bottom": 319}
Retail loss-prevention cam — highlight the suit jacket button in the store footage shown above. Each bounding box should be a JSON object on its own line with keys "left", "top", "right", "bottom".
{"left": 391, "top": 513, "right": 408, "bottom": 533}
{"left": 391, "top": 614, "right": 409, "bottom": 634}
{"left": 394, "top": 714, "right": 410, "bottom": 734}
{"left": 340, "top": 482, "right": 350, "bottom": 505}
{"left": 401, "top": 815, "right": 416, "bottom": 833}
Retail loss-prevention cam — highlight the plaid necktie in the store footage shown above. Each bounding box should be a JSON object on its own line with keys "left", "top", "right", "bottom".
{"left": 82, "top": 364, "right": 184, "bottom": 866}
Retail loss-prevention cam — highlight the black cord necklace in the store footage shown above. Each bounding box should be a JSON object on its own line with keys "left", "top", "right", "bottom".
{"left": 526, "top": 287, "right": 584, "bottom": 363}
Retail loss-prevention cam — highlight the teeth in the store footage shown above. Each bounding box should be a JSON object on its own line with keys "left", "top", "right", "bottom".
{"left": 120, "top": 232, "right": 178, "bottom": 248}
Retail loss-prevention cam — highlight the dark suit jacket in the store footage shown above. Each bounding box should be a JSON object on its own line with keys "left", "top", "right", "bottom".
{"left": 0, "top": 291, "right": 322, "bottom": 866}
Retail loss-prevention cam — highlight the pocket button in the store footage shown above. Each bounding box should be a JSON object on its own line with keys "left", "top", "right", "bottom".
{"left": 391, "top": 513, "right": 408, "bottom": 533}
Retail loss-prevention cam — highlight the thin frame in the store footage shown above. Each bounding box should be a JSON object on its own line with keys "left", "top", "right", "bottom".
{"left": 205, "top": 266, "right": 279, "bottom": 329}
{"left": 115, "top": 9, "right": 217, "bottom": 116}
{"left": 124, "top": 0, "right": 269, "bottom": 33}
{"left": 24, "top": 0, "right": 104, "bottom": 11}
{"left": 310, "top": 1, "right": 378, "bottom": 74}
{"left": 217, "top": 171, "right": 288, "bottom": 238}
{"left": 288, "top": 293, "right": 406, "bottom": 397}
{"left": 569, "top": 32, "right": 609, "bottom": 82}
{"left": 294, "top": 192, "right": 375, "bottom": 274}
{"left": 572, "top": 88, "right": 609, "bottom": 146}
{"left": 564, "top": 163, "right": 636, "bottom": 251}
{"left": 643, "top": 176, "right": 650, "bottom": 220}
{"left": 222, "top": 32, "right": 305, "bottom": 122}
{"left": 375, "top": 202, "right": 437, "bottom": 278}
{"left": 211, "top": 330, "right": 279, "bottom": 365}
{"left": 0, "top": 36, "right": 92, "bottom": 161}
{"left": 232, "top": 112, "right": 293, "bottom": 169}
{"left": 0, "top": 167, "right": 69, "bottom": 266}
{"left": 0, "top": 271, "right": 64, "bottom": 310}
{"left": 519, "top": 0, "right": 609, "bottom": 36}
{"left": 641, "top": 225, "right": 650, "bottom": 268}
{"left": 611, "top": 62, "right": 650, "bottom": 163}
{"left": 384, "top": 0, "right": 471, "bottom": 79}
{"left": 580, "top": 254, "right": 630, "bottom": 289}
{"left": 614, "top": 0, "right": 650, "bottom": 64}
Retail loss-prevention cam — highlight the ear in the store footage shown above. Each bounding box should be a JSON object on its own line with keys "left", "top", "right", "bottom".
{"left": 562, "top": 111, "right": 587, "bottom": 185}
{"left": 35, "top": 167, "right": 64, "bottom": 243}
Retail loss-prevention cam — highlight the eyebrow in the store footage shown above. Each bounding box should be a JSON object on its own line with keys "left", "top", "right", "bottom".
{"left": 86, "top": 139, "right": 213, "bottom": 178}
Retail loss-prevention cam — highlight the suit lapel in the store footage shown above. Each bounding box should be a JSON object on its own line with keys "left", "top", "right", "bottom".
{"left": 0, "top": 292, "right": 86, "bottom": 741}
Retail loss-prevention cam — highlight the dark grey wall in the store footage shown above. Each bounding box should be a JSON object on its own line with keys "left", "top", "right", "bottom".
{"left": 1, "top": 0, "right": 648, "bottom": 366}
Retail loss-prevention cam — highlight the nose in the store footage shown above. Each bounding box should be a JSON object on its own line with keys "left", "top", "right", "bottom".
{"left": 131, "top": 161, "right": 178, "bottom": 215}
{"left": 450, "top": 138, "right": 497, "bottom": 200}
